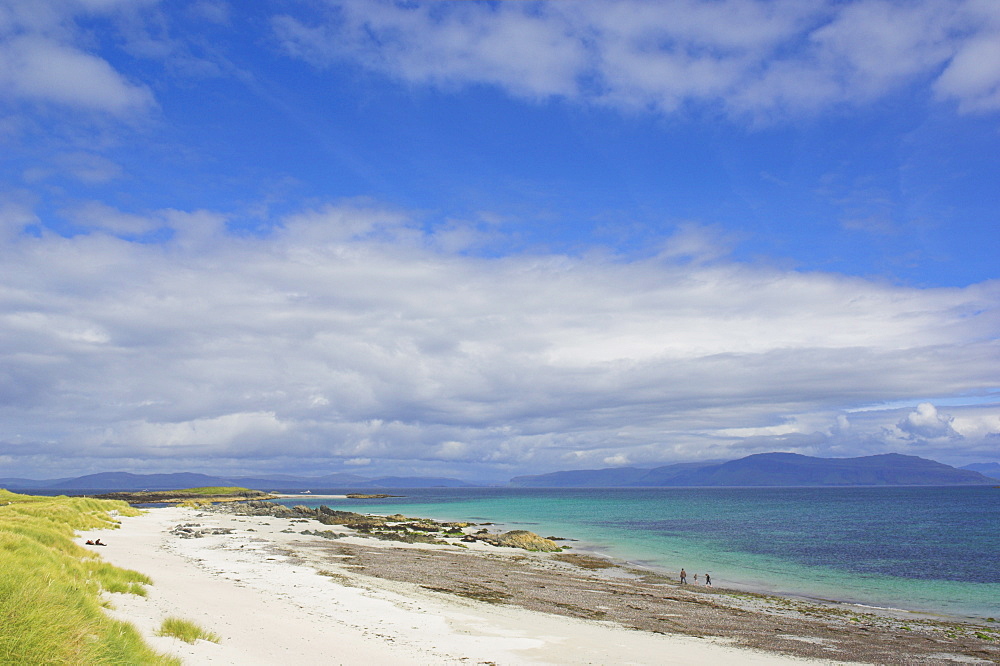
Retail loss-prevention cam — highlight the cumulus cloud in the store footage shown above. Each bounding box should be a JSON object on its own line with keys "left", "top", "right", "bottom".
{"left": 0, "top": 0, "right": 159, "bottom": 117}
{"left": 0, "top": 200, "right": 997, "bottom": 478}
{"left": 0, "top": 34, "right": 153, "bottom": 114}
{"left": 897, "top": 402, "right": 958, "bottom": 440}
{"left": 272, "top": 0, "right": 1000, "bottom": 118}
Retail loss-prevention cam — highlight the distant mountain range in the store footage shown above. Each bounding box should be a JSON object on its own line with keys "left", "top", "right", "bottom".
{"left": 3, "top": 453, "right": 996, "bottom": 493}
{"left": 961, "top": 462, "right": 1000, "bottom": 480}
{"left": 510, "top": 453, "right": 997, "bottom": 487}
{"left": 0, "top": 471, "right": 476, "bottom": 492}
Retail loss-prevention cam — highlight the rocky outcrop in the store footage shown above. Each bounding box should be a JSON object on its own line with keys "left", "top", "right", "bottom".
{"left": 207, "top": 502, "right": 483, "bottom": 547}
{"left": 170, "top": 523, "right": 235, "bottom": 538}
{"left": 205, "top": 501, "right": 560, "bottom": 552}
{"left": 479, "top": 530, "right": 563, "bottom": 552}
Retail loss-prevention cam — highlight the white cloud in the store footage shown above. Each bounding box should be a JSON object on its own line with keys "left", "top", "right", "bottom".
{"left": 91, "top": 412, "right": 289, "bottom": 456}
{"left": 656, "top": 223, "right": 736, "bottom": 264}
{"left": 273, "top": 3, "right": 586, "bottom": 99}
{"left": 935, "top": 36, "right": 1000, "bottom": 112}
{"left": 23, "top": 152, "right": 123, "bottom": 186}
{"left": 0, "top": 193, "right": 38, "bottom": 239}
{"left": 65, "top": 201, "right": 160, "bottom": 235}
{"left": 280, "top": 201, "right": 411, "bottom": 244}
{"left": 55, "top": 152, "right": 124, "bottom": 184}
{"left": 187, "top": 1, "right": 230, "bottom": 26}
{"left": 272, "top": 0, "right": 1000, "bottom": 118}
{"left": 0, "top": 200, "right": 997, "bottom": 477}
{"left": 0, "top": 34, "right": 153, "bottom": 114}
{"left": 435, "top": 441, "right": 470, "bottom": 461}
{"left": 897, "top": 402, "right": 958, "bottom": 440}
{"left": 952, "top": 411, "right": 1000, "bottom": 440}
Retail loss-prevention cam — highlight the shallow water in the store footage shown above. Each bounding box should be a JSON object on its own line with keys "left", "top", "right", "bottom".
{"left": 274, "top": 486, "right": 1000, "bottom": 619}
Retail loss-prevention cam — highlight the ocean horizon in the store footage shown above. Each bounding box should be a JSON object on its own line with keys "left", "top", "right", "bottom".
{"left": 275, "top": 485, "right": 1000, "bottom": 620}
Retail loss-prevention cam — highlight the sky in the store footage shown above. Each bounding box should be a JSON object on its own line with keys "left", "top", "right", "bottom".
{"left": 1, "top": 0, "right": 998, "bottom": 483}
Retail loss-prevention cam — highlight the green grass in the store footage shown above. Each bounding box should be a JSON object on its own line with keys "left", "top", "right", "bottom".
{"left": 157, "top": 617, "right": 221, "bottom": 644}
{"left": 0, "top": 489, "right": 179, "bottom": 665}
{"left": 177, "top": 486, "right": 253, "bottom": 496}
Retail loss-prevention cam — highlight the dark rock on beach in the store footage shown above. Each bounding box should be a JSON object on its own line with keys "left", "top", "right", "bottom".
{"left": 170, "top": 523, "right": 235, "bottom": 539}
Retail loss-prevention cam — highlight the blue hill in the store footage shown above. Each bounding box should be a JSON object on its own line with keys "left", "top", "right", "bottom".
{"left": 1, "top": 471, "right": 476, "bottom": 492}
{"left": 961, "top": 462, "right": 1000, "bottom": 480}
{"left": 510, "top": 453, "right": 994, "bottom": 487}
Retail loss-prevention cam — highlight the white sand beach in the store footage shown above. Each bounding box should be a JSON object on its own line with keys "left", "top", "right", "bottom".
{"left": 86, "top": 506, "right": 824, "bottom": 665}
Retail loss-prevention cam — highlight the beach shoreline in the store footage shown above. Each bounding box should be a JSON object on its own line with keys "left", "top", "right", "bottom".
{"left": 303, "top": 487, "right": 998, "bottom": 623}
{"left": 86, "top": 505, "right": 999, "bottom": 665}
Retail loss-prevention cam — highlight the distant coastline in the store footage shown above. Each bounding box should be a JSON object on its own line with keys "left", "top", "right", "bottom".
{"left": 4, "top": 452, "right": 997, "bottom": 493}
{"left": 510, "top": 452, "right": 996, "bottom": 487}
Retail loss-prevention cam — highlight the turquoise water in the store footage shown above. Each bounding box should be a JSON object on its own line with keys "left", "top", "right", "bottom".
{"left": 275, "top": 486, "right": 1000, "bottom": 619}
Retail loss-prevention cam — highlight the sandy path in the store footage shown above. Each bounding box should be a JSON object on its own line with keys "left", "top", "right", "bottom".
{"left": 87, "top": 507, "right": 824, "bottom": 665}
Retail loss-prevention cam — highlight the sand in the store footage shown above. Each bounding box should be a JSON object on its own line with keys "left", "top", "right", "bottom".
{"left": 86, "top": 506, "right": 824, "bottom": 665}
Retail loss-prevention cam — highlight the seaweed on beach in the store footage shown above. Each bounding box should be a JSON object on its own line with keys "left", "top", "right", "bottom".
{"left": 553, "top": 553, "right": 616, "bottom": 569}
{"left": 420, "top": 584, "right": 511, "bottom": 604}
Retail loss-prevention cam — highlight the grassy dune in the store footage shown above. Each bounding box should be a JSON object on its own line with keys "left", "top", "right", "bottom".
{"left": 93, "top": 486, "right": 272, "bottom": 506}
{"left": 0, "top": 489, "right": 178, "bottom": 665}
{"left": 177, "top": 486, "right": 253, "bottom": 495}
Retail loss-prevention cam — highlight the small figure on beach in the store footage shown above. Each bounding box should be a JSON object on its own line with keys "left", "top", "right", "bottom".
{"left": 85, "top": 539, "right": 94, "bottom": 545}
{"left": 693, "top": 573, "right": 698, "bottom": 583}
{"left": 94, "top": 538, "right": 106, "bottom": 546}
{"left": 705, "top": 573, "right": 711, "bottom": 586}
{"left": 680, "top": 568, "right": 687, "bottom": 584}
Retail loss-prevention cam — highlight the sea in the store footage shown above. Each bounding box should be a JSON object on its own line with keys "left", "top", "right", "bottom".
{"left": 273, "top": 485, "right": 1000, "bottom": 620}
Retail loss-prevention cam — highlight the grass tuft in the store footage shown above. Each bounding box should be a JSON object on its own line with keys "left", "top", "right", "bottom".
{"left": 157, "top": 617, "right": 221, "bottom": 644}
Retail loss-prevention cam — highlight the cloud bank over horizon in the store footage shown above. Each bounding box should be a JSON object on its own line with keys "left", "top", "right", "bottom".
{"left": 2, "top": 200, "right": 997, "bottom": 479}
{"left": 1, "top": 0, "right": 998, "bottom": 480}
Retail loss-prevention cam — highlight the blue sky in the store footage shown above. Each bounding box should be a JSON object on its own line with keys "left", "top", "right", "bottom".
{"left": 1, "top": 0, "right": 998, "bottom": 481}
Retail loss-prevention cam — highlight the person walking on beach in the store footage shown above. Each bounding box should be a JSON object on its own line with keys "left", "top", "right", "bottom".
{"left": 705, "top": 573, "right": 711, "bottom": 587}
{"left": 680, "top": 568, "right": 687, "bottom": 584}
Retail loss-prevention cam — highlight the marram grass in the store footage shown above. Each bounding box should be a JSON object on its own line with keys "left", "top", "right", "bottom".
{"left": 0, "top": 489, "right": 179, "bottom": 665}
{"left": 157, "top": 617, "right": 221, "bottom": 644}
